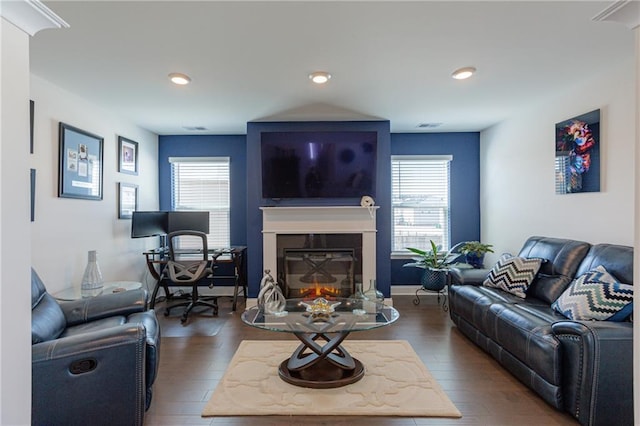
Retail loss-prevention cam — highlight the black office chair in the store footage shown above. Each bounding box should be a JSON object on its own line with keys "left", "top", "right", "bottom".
{"left": 162, "top": 230, "right": 218, "bottom": 323}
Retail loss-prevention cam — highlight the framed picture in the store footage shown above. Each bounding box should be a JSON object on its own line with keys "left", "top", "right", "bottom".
{"left": 555, "top": 109, "right": 600, "bottom": 194}
{"left": 30, "top": 100, "right": 34, "bottom": 154}
{"left": 118, "top": 136, "right": 138, "bottom": 175}
{"left": 30, "top": 168, "right": 36, "bottom": 222}
{"left": 118, "top": 182, "right": 138, "bottom": 219}
{"left": 58, "top": 122, "right": 103, "bottom": 200}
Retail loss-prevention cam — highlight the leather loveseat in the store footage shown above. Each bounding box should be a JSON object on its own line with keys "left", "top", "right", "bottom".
{"left": 448, "top": 236, "right": 633, "bottom": 426}
{"left": 31, "top": 268, "right": 161, "bottom": 425}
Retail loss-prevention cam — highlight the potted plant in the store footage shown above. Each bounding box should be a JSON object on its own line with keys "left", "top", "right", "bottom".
{"left": 403, "top": 240, "right": 459, "bottom": 291}
{"left": 459, "top": 241, "right": 494, "bottom": 269}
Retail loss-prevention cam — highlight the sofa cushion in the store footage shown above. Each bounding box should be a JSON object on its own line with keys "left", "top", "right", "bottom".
{"left": 483, "top": 255, "right": 542, "bottom": 298}
{"left": 488, "top": 302, "right": 565, "bottom": 386}
{"left": 518, "top": 236, "right": 591, "bottom": 304}
{"left": 31, "top": 269, "right": 66, "bottom": 344}
{"left": 552, "top": 265, "right": 633, "bottom": 321}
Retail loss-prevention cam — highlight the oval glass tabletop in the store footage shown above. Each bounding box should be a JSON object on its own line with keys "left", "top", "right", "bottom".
{"left": 241, "top": 297, "right": 399, "bottom": 334}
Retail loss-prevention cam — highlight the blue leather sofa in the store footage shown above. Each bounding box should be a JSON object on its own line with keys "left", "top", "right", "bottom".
{"left": 449, "top": 236, "right": 633, "bottom": 426}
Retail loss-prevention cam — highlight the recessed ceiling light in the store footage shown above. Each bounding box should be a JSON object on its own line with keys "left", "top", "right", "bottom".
{"left": 169, "top": 73, "right": 191, "bottom": 85}
{"left": 309, "top": 71, "right": 331, "bottom": 84}
{"left": 451, "top": 67, "right": 476, "bottom": 80}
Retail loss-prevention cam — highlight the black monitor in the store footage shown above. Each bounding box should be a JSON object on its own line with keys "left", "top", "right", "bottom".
{"left": 131, "top": 211, "right": 168, "bottom": 238}
{"left": 167, "top": 211, "right": 210, "bottom": 234}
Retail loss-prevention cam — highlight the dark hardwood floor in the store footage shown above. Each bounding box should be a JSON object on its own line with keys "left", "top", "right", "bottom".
{"left": 144, "top": 294, "right": 579, "bottom": 426}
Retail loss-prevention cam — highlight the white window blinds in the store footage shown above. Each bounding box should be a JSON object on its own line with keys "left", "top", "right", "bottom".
{"left": 391, "top": 155, "right": 452, "bottom": 253}
{"left": 169, "top": 157, "right": 230, "bottom": 248}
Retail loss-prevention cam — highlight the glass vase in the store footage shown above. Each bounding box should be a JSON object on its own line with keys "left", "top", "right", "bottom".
{"left": 364, "top": 279, "right": 384, "bottom": 303}
{"left": 351, "top": 282, "right": 367, "bottom": 300}
{"left": 81, "top": 250, "right": 104, "bottom": 297}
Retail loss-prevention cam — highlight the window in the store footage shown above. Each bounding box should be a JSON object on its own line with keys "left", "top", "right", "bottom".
{"left": 169, "top": 157, "right": 230, "bottom": 248}
{"left": 391, "top": 155, "right": 452, "bottom": 253}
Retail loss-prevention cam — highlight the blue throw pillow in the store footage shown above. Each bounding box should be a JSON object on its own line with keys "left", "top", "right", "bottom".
{"left": 483, "top": 254, "right": 542, "bottom": 298}
{"left": 552, "top": 265, "right": 633, "bottom": 321}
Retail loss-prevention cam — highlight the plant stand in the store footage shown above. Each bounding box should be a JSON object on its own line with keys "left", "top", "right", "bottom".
{"left": 413, "top": 268, "right": 449, "bottom": 311}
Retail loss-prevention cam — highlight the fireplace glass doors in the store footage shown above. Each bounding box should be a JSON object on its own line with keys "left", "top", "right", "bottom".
{"left": 277, "top": 234, "right": 362, "bottom": 298}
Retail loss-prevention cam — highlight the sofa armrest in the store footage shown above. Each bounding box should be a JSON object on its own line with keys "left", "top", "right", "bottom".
{"left": 60, "top": 288, "right": 148, "bottom": 326}
{"left": 551, "top": 320, "right": 633, "bottom": 426}
{"left": 449, "top": 266, "right": 488, "bottom": 285}
{"left": 32, "top": 323, "right": 147, "bottom": 425}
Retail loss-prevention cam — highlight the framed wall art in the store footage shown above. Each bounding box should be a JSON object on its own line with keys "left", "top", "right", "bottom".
{"left": 118, "top": 136, "right": 138, "bottom": 175}
{"left": 555, "top": 109, "right": 600, "bottom": 195}
{"left": 118, "top": 182, "right": 138, "bottom": 219}
{"left": 58, "top": 122, "right": 104, "bottom": 200}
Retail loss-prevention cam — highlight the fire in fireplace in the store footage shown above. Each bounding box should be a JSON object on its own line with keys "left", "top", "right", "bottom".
{"left": 283, "top": 248, "right": 355, "bottom": 298}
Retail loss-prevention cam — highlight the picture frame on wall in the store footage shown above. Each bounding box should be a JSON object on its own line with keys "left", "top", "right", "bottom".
{"left": 118, "top": 182, "right": 138, "bottom": 219}
{"left": 58, "top": 122, "right": 104, "bottom": 200}
{"left": 554, "top": 109, "right": 601, "bottom": 195}
{"left": 30, "top": 100, "right": 34, "bottom": 154}
{"left": 118, "top": 136, "right": 139, "bottom": 175}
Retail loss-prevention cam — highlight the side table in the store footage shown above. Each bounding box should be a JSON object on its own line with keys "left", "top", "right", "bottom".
{"left": 53, "top": 281, "right": 143, "bottom": 301}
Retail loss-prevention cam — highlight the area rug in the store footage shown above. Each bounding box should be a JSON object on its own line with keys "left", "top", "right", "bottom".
{"left": 202, "top": 340, "right": 462, "bottom": 418}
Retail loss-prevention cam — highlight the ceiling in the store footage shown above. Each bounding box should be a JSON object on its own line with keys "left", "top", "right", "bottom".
{"left": 30, "top": 1, "right": 635, "bottom": 135}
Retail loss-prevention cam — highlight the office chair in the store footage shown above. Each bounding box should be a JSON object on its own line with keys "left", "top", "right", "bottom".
{"left": 163, "top": 230, "right": 218, "bottom": 323}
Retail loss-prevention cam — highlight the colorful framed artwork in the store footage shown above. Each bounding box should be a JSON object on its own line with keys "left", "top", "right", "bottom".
{"left": 118, "top": 182, "right": 138, "bottom": 219}
{"left": 118, "top": 136, "right": 138, "bottom": 175}
{"left": 58, "top": 122, "right": 104, "bottom": 200}
{"left": 555, "top": 109, "right": 600, "bottom": 194}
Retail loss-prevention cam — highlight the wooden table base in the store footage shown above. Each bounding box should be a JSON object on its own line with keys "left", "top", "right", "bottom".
{"left": 277, "top": 331, "right": 365, "bottom": 388}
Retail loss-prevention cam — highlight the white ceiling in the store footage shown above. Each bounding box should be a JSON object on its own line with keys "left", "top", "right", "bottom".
{"left": 30, "top": 1, "right": 635, "bottom": 135}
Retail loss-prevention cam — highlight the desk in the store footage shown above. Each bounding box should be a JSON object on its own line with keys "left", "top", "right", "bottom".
{"left": 144, "top": 246, "right": 247, "bottom": 311}
{"left": 54, "top": 281, "right": 143, "bottom": 301}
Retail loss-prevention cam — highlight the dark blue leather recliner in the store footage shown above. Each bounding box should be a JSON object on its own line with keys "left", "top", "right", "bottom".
{"left": 31, "top": 268, "right": 160, "bottom": 426}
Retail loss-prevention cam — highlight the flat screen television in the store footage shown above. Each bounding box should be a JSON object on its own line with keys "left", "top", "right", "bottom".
{"left": 261, "top": 131, "right": 377, "bottom": 199}
{"left": 167, "top": 211, "right": 210, "bottom": 234}
{"left": 131, "top": 211, "right": 168, "bottom": 238}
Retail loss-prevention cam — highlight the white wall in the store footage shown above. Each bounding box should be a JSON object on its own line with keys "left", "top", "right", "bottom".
{"left": 1, "top": 17, "right": 33, "bottom": 426}
{"left": 480, "top": 57, "right": 636, "bottom": 262}
{"left": 29, "top": 75, "right": 159, "bottom": 294}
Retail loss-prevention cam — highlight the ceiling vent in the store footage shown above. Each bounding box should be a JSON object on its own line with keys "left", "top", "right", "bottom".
{"left": 183, "top": 126, "right": 207, "bottom": 131}
{"left": 417, "top": 122, "right": 443, "bottom": 129}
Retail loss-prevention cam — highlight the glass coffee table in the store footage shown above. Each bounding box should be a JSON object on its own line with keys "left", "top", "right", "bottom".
{"left": 241, "top": 297, "right": 399, "bottom": 389}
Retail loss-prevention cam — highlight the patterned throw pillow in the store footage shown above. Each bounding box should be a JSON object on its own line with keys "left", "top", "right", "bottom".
{"left": 483, "top": 254, "right": 542, "bottom": 298}
{"left": 552, "top": 265, "right": 634, "bottom": 321}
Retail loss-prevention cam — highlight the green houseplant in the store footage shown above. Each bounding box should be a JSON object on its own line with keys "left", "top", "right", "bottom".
{"left": 403, "top": 240, "right": 459, "bottom": 291}
{"left": 459, "top": 241, "right": 494, "bottom": 269}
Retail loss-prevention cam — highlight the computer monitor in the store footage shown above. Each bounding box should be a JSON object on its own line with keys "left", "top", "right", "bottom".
{"left": 131, "top": 211, "right": 168, "bottom": 238}
{"left": 167, "top": 211, "right": 210, "bottom": 234}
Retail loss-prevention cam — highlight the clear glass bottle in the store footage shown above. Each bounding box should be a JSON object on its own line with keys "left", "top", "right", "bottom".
{"left": 351, "top": 282, "right": 367, "bottom": 300}
{"left": 81, "top": 250, "right": 104, "bottom": 297}
{"left": 364, "top": 279, "right": 384, "bottom": 303}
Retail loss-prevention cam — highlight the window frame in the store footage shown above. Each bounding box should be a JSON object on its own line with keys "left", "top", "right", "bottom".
{"left": 169, "top": 156, "right": 231, "bottom": 248}
{"left": 390, "top": 154, "right": 452, "bottom": 257}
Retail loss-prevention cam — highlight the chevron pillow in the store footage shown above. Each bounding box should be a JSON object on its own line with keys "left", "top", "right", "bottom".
{"left": 552, "top": 265, "right": 633, "bottom": 321}
{"left": 483, "top": 254, "right": 542, "bottom": 298}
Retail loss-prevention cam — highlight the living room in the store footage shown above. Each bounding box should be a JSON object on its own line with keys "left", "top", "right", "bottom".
{"left": 2, "top": 1, "right": 639, "bottom": 424}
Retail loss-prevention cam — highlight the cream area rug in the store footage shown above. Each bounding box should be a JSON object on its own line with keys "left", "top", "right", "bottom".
{"left": 202, "top": 339, "right": 462, "bottom": 418}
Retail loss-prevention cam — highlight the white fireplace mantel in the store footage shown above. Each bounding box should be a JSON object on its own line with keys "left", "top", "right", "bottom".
{"left": 260, "top": 206, "right": 378, "bottom": 287}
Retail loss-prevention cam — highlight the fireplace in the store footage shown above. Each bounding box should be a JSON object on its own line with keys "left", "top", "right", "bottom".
{"left": 279, "top": 234, "right": 362, "bottom": 297}
{"left": 261, "top": 206, "right": 377, "bottom": 298}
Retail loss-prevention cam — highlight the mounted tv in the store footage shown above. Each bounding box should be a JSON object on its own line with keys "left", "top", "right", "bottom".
{"left": 131, "top": 211, "right": 168, "bottom": 238}
{"left": 167, "top": 211, "right": 210, "bottom": 234}
{"left": 261, "top": 131, "right": 377, "bottom": 199}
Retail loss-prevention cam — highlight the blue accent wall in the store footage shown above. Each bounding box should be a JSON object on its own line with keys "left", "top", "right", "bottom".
{"left": 247, "top": 121, "right": 391, "bottom": 297}
{"left": 158, "top": 135, "right": 247, "bottom": 246}
{"left": 157, "top": 129, "right": 480, "bottom": 292}
{"left": 390, "top": 132, "right": 480, "bottom": 285}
